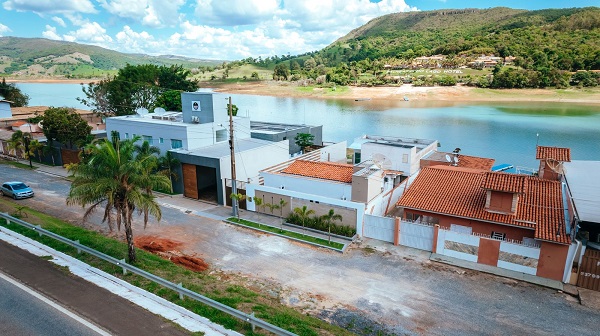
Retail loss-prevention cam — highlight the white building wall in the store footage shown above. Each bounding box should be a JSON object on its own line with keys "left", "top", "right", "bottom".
{"left": 106, "top": 115, "right": 252, "bottom": 154}
{"left": 0, "top": 101, "right": 11, "bottom": 118}
{"left": 361, "top": 142, "right": 415, "bottom": 174}
{"left": 246, "top": 184, "right": 365, "bottom": 234}
{"left": 219, "top": 140, "right": 289, "bottom": 183}
{"left": 319, "top": 141, "right": 347, "bottom": 162}
{"left": 262, "top": 172, "right": 352, "bottom": 200}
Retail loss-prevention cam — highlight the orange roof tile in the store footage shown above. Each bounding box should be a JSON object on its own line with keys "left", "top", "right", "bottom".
{"left": 456, "top": 155, "right": 495, "bottom": 170}
{"left": 397, "top": 166, "right": 569, "bottom": 244}
{"left": 12, "top": 120, "right": 25, "bottom": 126}
{"left": 281, "top": 160, "right": 353, "bottom": 183}
{"left": 481, "top": 172, "right": 527, "bottom": 193}
{"left": 536, "top": 146, "right": 571, "bottom": 162}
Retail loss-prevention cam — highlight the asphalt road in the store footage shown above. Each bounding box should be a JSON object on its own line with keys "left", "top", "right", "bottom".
{"left": 1, "top": 163, "right": 600, "bottom": 335}
{"left": 0, "top": 239, "right": 189, "bottom": 336}
{"left": 0, "top": 273, "right": 103, "bottom": 336}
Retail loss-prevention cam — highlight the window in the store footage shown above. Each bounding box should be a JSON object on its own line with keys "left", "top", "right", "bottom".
{"left": 491, "top": 231, "right": 506, "bottom": 240}
{"left": 143, "top": 135, "right": 152, "bottom": 144}
{"left": 125, "top": 133, "right": 129, "bottom": 139}
{"left": 354, "top": 152, "right": 361, "bottom": 164}
{"left": 159, "top": 137, "right": 164, "bottom": 144}
{"left": 402, "top": 154, "right": 409, "bottom": 163}
{"left": 171, "top": 139, "right": 183, "bottom": 149}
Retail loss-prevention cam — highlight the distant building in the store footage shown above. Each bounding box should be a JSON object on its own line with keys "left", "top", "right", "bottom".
{"left": 250, "top": 121, "right": 322, "bottom": 155}
{"left": 0, "top": 98, "right": 12, "bottom": 119}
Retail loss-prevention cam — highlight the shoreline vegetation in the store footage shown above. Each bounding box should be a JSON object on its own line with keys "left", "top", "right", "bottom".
{"left": 7, "top": 78, "right": 600, "bottom": 105}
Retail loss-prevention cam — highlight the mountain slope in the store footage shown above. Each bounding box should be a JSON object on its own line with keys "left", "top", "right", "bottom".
{"left": 0, "top": 37, "right": 222, "bottom": 77}
{"left": 317, "top": 7, "right": 600, "bottom": 70}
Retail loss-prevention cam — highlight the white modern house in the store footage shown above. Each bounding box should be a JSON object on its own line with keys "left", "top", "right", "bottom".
{"left": 106, "top": 92, "right": 289, "bottom": 205}
{"left": 349, "top": 135, "right": 438, "bottom": 176}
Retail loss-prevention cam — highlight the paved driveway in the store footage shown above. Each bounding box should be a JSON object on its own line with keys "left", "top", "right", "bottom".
{"left": 1, "top": 163, "right": 599, "bottom": 335}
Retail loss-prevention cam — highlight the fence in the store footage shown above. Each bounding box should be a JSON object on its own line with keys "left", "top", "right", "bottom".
{"left": 399, "top": 221, "right": 434, "bottom": 252}
{"left": 363, "top": 214, "right": 395, "bottom": 242}
{"left": 0, "top": 212, "right": 295, "bottom": 336}
{"left": 436, "top": 226, "right": 541, "bottom": 275}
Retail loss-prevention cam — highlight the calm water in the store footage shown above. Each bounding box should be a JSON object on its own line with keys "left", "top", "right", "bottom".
{"left": 17, "top": 83, "right": 600, "bottom": 168}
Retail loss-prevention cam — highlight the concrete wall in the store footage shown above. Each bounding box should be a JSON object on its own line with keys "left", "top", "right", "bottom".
{"left": 181, "top": 92, "right": 228, "bottom": 125}
{"left": 262, "top": 171, "right": 352, "bottom": 200}
{"left": 246, "top": 184, "right": 364, "bottom": 230}
{"left": 219, "top": 140, "right": 290, "bottom": 183}
{"left": 319, "top": 141, "right": 347, "bottom": 163}
{"left": 251, "top": 125, "right": 323, "bottom": 154}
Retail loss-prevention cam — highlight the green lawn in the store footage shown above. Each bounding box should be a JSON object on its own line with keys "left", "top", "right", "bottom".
{"left": 0, "top": 200, "right": 352, "bottom": 336}
{"left": 0, "top": 159, "right": 37, "bottom": 170}
{"left": 227, "top": 217, "right": 345, "bottom": 251}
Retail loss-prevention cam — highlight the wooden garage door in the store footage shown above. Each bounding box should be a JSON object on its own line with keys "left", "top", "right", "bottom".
{"left": 578, "top": 249, "right": 600, "bottom": 291}
{"left": 182, "top": 163, "right": 198, "bottom": 199}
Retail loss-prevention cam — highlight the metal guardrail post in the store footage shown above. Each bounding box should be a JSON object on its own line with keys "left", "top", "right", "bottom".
{"left": 119, "top": 259, "right": 127, "bottom": 275}
{"left": 75, "top": 240, "right": 81, "bottom": 254}
{"left": 177, "top": 283, "right": 184, "bottom": 300}
{"left": 0, "top": 212, "right": 297, "bottom": 336}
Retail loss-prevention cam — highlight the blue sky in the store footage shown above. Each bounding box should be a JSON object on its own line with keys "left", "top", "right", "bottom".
{"left": 0, "top": 1, "right": 597, "bottom": 60}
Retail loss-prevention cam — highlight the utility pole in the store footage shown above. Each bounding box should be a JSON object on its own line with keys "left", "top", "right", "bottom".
{"left": 228, "top": 96, "right": 238, "bottom": 218}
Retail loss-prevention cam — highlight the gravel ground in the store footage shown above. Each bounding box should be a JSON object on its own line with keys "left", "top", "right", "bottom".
{"left": 2, "top": 164, "right": 599, "bottom": 335}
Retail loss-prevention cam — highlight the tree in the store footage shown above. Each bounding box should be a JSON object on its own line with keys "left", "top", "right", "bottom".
{"left": 66, "top": 136, "right": 171, "bottom": 262}
{"left": 0, "top": 78, "right": 29, "bottom": 107}
{"left": 227, "top": 103, "right": 239, "bottom": 116}
{"left": 251, "top": 71, "right": 260, "bottom": 80}
{"left": 273, "top": 63, "right": 290, "bottom": 80}
{"left": 321, "top": 209, "right": 342, "bottom": 243}
{"left": 41, "top": 107, "right": 92, "bottom": 149}
{"left": 230, "top": 193, "right": 246, "bottom": 219}
{"left": 252, "top": 196, "right": 265, "bottom": 213}
{"left": 293, "top": 206, "right": 315, "bottom": 235}
{"left": 134, "top": 140, "right": 161, "bottom": 160}
{"left": 7, "top": 130, "right": 25, "bottom": 158}
{"left": 158, "top": 152, "right": 180, "bottom": 193}
{"left": 294, "top": 133, "right": 315, "bottom": 152}
{"left": 79, "top": 64, "right": 198, "bottom": 116}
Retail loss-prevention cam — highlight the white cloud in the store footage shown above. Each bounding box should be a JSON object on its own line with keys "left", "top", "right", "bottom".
{"left": 0, "top": 23, "right": 11, "bottom": 36}
{"left": 51, "top": 16, "right": 66, "bottom": 27}
{"left": 42, "top": 25, "right": 62, "bottom": 40}
{"left": 194, "top": 0, "right": 281, "bottom": 26}
{"left": 63, "top": 22, "right": 113, "bottom": 45}
{"left": 99, "top": 0, "right": 185, "bottom": 28}
{"left": 115, "top": 26, "right": 160, "bottom": 53}
{"left": 3, "top": 0, "right": 95, "bottom": 14}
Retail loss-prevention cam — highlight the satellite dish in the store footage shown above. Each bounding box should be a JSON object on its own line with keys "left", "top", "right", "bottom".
{"left": 136, "top": 107, "right": 148, "bottom": 115}
{"left": 372, "top": 153, "right": 393, "bottom": 170}
{"left": 154, "top": 107, "right": 166, "bottom": 115}
{"left": 445, "top": 154, "right": 452, "bottom": 162}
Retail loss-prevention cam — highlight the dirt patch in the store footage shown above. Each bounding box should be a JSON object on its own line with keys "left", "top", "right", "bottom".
{"left": 134, "top": 235, "right": 209, "bottom": 272}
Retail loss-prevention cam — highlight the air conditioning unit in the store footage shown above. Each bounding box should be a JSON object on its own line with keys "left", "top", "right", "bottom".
{"left": 191, "top": 116, "right": 200, "bottom": 123}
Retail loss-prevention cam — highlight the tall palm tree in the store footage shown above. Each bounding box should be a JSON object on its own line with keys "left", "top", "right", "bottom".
{"left": 7, "top": 130, "right": 25, "bottom": 158}
{"left": 66, "top": 136, "right": 170, "bottom": 262}
{"left": 321, "top": 209, "right": 343, "bottom": 244}
{"left": 134, "top": 140, "right": 161, "bottom": 159}
{"left": 293, "top": 206, "right": 315, "bottom": 235}
{"left": 158, "top": 151, "right": 180, "bottom": 193}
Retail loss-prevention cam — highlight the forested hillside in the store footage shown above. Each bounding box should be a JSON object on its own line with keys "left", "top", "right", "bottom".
{"left": 319, "top": 7, "right": 600, "bottom": 71}
{"left": 0, "top": 37, "right": 221, "bottom": 78}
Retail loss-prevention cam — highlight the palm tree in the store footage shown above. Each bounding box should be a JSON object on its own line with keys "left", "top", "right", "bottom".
{"left": 321, "top": 209, "right": 343, "bottom": 244}
{"left": 7, "top": 130, "right": 25, "bottom": 158}
{"left": 66, "top": 136, "right": 170, "bottom": 262}
{"left": 158, "top": 151, "right": 180, "bottom": 193}
{"left": 134, "top": 140, "right": 161, "bottom": 160}
{"left": 253, "top": 196, "right": 264, "bottom": 213}
{"left": 293, "top": 206, "right": 315, "bottom": 235}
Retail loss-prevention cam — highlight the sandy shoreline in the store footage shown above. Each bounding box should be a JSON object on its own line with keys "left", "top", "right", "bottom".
{"left": 8, "top": 78, "right": 600, "bottom": 104}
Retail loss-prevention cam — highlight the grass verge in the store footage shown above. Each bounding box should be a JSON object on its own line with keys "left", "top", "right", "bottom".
{"left": 227, "top": 217, "right": 345, "bottom": 251}
{"left": 0, "top": 200, "right": 352, "bottom": 336}
{"left": 0, "top": 159, "right": 37, "bottom": 170}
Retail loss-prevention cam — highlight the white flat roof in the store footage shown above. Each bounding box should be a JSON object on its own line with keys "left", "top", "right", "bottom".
{"left": 177, "top": 138, "right": 278, "bottom": 159}
{"left": 564, "top": 160, "right": 600, "bottom": 224}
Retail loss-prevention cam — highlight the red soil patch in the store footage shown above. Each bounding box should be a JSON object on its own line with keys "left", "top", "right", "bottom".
{"left": 135, "top": 235, "right": 208, "bottom": 272}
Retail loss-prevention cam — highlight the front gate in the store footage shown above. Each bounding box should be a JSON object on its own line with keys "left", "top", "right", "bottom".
{"left": 399, "top": 221, "right": 434, "bottom": 251}
{"left": 363, "top": 215, "right": 395, "bottom": 243}
{"left": 577, "top": 249, "right": 600, "bottom": 291}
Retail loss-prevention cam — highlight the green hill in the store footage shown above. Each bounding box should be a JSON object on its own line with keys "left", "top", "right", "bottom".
{"left": 0, "top": 37, "right": 222, "bottom": 78}
{"left": 314, "top": 7, "right": 600, "bottom": 71}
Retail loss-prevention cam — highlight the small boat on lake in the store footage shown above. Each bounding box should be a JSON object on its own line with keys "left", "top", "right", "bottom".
{"left": 355, "top": 98, "right": 371, "bottom": 101}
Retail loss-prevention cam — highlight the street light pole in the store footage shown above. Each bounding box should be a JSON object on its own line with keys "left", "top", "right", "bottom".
{"left": 228, "top": 96, "right": 238, "bottom": 218}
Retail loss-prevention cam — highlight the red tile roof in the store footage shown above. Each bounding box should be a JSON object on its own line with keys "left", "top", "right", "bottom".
{"left": 281, "top": 160, "right": 353, "bottom": 183}
{"left": 481, "top": 172, "right": 527, "bottom": 193}
{"left": 536, "top": 146, "right": 571, "bottom": 162}
{"left": 397, "top": 166, "right": 569, "bottom": 244}
{"left": 12, "top": 121, "right": 25, "bottom": 126}
{"left": 456, "top": 155, "right": 495, "bottom": 170}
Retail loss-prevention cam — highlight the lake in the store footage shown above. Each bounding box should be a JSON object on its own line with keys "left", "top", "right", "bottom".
{"left": 16, "top": 83, "right": 600, "bottom": 169}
